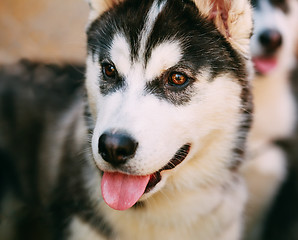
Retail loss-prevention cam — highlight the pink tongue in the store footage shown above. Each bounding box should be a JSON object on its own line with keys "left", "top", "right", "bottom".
{"left": 101, "top": 172, "right": 150, "bottom": 211}
{"left": 253, "top": 57, "right": 277, "bottom": 74}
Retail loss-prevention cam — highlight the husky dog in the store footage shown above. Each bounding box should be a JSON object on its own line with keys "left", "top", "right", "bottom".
{"left": 243, "top": 0, "right": 298, "bottom": 239}
{"left": 77, "top": 0, "right": 253, "bottom": 239}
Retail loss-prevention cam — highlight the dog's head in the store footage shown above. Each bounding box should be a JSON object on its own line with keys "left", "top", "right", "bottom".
{"left": 86, "top": 0, "right": 253, "bottom": 210}
{"left": 251, "top": 0, "right": 298, "bottom": 75}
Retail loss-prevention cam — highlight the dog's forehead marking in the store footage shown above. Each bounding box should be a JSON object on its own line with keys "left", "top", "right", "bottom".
{"left": 109, "top": 0, "right": 182, "bottom": 82}
{"left": 138, "top": 0, "right": 167, "bottom": 59}
{"left": 110, "top": 35, "right": 182, "bottom": 81}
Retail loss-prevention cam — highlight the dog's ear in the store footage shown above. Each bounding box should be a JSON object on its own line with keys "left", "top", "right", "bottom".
{"left": 87, "top": 0, "right": 124, "bottom": 22}
{"left": 193, "top": 0, "right": 253, "bottom": 57}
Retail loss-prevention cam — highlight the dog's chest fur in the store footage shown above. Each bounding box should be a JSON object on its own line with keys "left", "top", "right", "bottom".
{"left": 69, "top": 174, "right": 246, "bottom": 240}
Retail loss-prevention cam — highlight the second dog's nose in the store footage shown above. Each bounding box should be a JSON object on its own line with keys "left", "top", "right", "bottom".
{"left": 259, "top": 29, "right": 282, "bottom": 53}
{"left": 98, "top": 132, "right": 138, "bottom": 166}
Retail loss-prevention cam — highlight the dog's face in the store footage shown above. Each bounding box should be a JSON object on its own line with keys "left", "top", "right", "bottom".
{"left": 251, "top": 0, "right": 298, "bottom": 75}
{"left": 86, "top": 0, "right": 252, "bottom": 210}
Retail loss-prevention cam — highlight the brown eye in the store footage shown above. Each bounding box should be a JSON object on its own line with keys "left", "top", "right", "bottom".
{"left": 168, "top": 73, "right": 187, "bottom": 86}
{"left": 102, "top": 63, "right": 117, "bottom": 79}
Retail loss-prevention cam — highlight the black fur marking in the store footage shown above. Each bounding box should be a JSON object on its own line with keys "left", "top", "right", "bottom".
{"left": 87, "top": 0, "right": 152, "bottom": 60}
{"left": 230, "top": 77, "right": 253, "bottom": 170}
{"left": 250, "top": 0, "right": 258, "bottom": 8}
{"left": 162, "top": 143, "right": 191, "bottom": 171}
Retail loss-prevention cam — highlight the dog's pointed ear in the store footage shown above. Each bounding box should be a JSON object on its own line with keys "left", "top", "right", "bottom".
{"left": 87, "top": 0, "right": 124, "bottom": 22}
{"left": 193, "top": 0, "right": 253, "bottom": 57}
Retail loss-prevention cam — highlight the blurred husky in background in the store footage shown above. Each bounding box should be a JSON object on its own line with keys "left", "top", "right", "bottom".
{"left": 242, "top": 0, "right": 298, "bottom": 239}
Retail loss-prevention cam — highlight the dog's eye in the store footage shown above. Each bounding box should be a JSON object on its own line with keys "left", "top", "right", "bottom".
{"left": 102, "top": 63, "right": 117, "bottom": 79}
{"left": 168, "top": 73, "right": 188, "bottom": 86}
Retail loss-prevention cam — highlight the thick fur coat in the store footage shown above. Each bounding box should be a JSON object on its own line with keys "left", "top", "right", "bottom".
{"left": 81, "top": 0, "right": 253, "bottom": 239}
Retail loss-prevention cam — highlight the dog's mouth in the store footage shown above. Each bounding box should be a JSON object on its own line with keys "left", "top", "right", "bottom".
{"left": 252, "top": 56, "right": 278, "bottom": 75}
{"left": 101, "top": 144, "right": 191, "bottom": 211}
{"left": 144, "top": 144, "right": 191, "bottom": 193}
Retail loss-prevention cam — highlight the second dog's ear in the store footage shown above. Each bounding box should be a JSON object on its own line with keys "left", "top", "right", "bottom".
{"left": 193, "top": 0, "right": 253, "bottom": 57}
{"left": 87, "top": 0, "right": 124, "bottom": 22}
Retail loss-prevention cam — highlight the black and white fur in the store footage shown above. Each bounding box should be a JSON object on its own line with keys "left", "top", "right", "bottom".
{"left": 80, "top": 0, "right": 253, "bottom": 239}
{"left": 242, "top": 0, "right": 298, "bottom": 239}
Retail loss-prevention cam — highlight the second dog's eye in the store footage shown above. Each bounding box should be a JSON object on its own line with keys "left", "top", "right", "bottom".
{"left": 102, "top": 63, "right": 117, "bottom": 79}
{"left": 168, "top": 73, "right": 188, "bottom": 86}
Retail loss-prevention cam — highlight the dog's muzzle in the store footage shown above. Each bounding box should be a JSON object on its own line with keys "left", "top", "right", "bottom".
{"left": 97, "top": 132, "right": 191, "bottom": 211}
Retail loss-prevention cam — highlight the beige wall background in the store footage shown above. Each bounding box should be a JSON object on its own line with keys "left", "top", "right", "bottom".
{"left": 0, "top": 0, "right": 89, "bottom": 64}
{"left": 0, "top": 1, "right": 297, "bottom": 65}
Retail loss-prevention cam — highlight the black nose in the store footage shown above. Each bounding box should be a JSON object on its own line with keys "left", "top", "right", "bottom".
{"left": 98, "top": 132, "right": 138, "bottom": 166}
{"left": 259, "top": 29, "right": 282, "bottom": 53}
